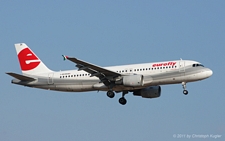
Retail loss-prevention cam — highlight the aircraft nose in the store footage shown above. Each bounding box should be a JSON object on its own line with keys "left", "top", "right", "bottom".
{"left": 205, "top": 69, "right": 213, "bottom": 77}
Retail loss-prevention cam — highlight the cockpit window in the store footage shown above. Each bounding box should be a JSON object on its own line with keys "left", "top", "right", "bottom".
{"left": 197, "top": 64, "right": 204, "bottom": 67}
{"left": 192, "top": 64, "right": 204, "bottom": 67}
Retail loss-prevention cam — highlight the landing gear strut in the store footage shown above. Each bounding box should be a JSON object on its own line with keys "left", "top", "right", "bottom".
{"left": 106, "top": 90, "right": 128, "bottom": 105}
{"left": 107, "top": 90, "right": 115, "bottom": 98}
{"left": 119, "top": 91, "right": 128, "bottom": 105}
{"left": 182, "top": 82, "right": 188, "bottom": 95}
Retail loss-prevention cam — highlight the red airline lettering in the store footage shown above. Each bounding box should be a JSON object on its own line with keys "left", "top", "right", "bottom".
{"left": 152, "top": 62, "right": 176, "bottom": 67}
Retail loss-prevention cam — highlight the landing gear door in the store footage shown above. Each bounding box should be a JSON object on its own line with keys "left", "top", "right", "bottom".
{"left": 48, "top": 73, "right": 54, "bottom": 84}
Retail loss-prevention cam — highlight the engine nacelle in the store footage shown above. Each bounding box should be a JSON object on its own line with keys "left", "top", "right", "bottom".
{"left": 133, "top": 86, "right": 161, "bottom": 98}
{"left": 117, "top": 75, "right": 144, "bottom": 87}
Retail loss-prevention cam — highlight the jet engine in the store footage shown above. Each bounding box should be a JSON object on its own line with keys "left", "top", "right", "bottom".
{"left": 133, "top": 86, "right": 161, "bottom": 98}
{"left": 115, "top": 75, "right": 144, "bottom": 87}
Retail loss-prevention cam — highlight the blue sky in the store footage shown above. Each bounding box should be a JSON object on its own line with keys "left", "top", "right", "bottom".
{"left": 0, "top": 1, "right": 224, "bottom": 141}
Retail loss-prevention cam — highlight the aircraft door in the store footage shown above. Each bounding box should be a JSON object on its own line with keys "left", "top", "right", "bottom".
{"left": 179, "top": 60, "right": 185, "bottom": 81}
{"left": 179, "top": 60, "right": 185, "bottom": 72}
{"left": 48, "top": 73, "right": 54, "bottom": 84}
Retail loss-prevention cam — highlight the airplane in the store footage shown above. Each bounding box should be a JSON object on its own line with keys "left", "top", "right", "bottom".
{"left": 6, "top": 43, "right": 213, "bottom": 105}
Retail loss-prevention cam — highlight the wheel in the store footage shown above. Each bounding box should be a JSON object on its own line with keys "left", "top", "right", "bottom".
{"left": 119, "top": 97, "right": 127, "bottom": 105}
{"left": 183, "top": 90, "right": 188, "bottom": 95}
{"left": 107, "top": 90, "right": 115, "bottom": 98}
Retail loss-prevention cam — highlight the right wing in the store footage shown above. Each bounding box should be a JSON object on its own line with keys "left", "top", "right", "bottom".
{"left": 64, "top": 56, "right": 121, "bottom": 86}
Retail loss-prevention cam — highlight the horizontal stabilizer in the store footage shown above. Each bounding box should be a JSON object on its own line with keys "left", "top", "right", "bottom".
{"left": 6, "top": 72, "right": 36, "bottom": 81}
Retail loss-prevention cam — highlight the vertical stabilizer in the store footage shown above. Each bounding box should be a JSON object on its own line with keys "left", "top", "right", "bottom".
{"left": 15, "top": 43, "right": 53, "bottom": 75}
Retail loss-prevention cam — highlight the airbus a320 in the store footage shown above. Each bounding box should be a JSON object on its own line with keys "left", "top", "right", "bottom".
{"left": 6, "top": 43, "right": 213, "bottom": 105}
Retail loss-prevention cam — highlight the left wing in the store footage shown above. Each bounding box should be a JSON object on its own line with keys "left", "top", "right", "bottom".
{"left": 64, "top": 56, "right": 121, "bottom": 86}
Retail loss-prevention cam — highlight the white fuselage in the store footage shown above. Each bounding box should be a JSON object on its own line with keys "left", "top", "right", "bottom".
{"left": 12, "top": 60, "right": 212, "bottom": 92}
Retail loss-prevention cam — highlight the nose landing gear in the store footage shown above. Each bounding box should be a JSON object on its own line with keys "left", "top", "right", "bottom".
{"left": 182, "top": 82, "right": 188, "bottom": 95}
{"left": 183, "top": 90, "right": 188, "bottom": 95}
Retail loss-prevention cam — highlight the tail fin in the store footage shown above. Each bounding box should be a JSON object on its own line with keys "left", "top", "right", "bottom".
{"left": 15, "top": 43, "right": 53, "bottom": 75}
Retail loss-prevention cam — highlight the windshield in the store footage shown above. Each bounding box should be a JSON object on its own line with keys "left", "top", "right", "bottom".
{"left": 192, "top": 64, "right": 204, "bottom": 67}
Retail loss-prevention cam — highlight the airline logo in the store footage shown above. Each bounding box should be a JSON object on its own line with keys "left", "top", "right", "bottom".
{"left": 18, "top": 48, "right": 40, "bottom": 71}
{"left": 152, "top": 62, "right": 176, "bottom": 67}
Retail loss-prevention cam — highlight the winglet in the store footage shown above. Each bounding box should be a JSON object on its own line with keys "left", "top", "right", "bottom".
{"left": 62, "top": 55, "right": 68, "bottom": 61}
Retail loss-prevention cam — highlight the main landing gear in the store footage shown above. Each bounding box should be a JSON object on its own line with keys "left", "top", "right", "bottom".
{"left": 106, "top": 90, "right": 128, "bottom": 105}
{"left": 182, "top": 82, "right": 188, "bottom": 95}
{"left": 107, "top": 90, "right": 115, "bottom": 98}
{"left": 119, "top": 91, "right": 128, "bottom": 105}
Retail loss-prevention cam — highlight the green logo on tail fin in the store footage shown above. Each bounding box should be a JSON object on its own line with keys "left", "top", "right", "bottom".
{"left": 62, "top": 55, "right": 67, "bottom": 61}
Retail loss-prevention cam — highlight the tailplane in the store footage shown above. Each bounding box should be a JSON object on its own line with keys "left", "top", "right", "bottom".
{"left": 6, "top": 72, "right": 35, "bottom": 81}
{"left": 15, "top": 43, "right": 53, "bottom": 75}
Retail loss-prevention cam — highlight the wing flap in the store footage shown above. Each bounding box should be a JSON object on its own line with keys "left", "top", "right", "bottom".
{"left": 6, "top": 72, "right": 36, "bottom": 81}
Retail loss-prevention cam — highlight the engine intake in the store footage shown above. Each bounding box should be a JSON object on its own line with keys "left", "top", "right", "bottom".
{"left": 133, "top": 86, "right": 161, "bottom": 98}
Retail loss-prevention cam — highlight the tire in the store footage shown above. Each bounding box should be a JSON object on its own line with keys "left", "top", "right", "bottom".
{"left": 107, "top": 91, "right": 115, "bottom": 98}
{"left": 119, "top": 97, "right": 127, "bottom": 105}
{"left": 183, "top": 90, "right": 188, "bottom": 95}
